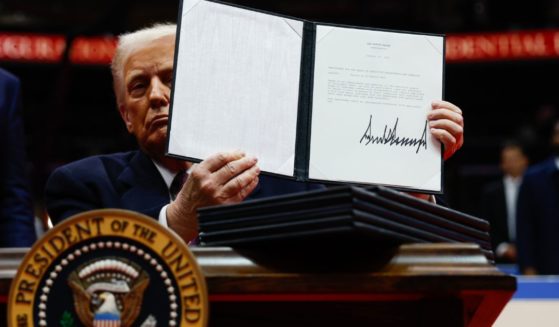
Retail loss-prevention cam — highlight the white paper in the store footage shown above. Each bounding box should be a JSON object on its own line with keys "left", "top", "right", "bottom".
{"left": 308, "top": 25, "right": 444, "bottom": 191}
{"left": 169, "top": 0, "right": 304, "bottom": 176}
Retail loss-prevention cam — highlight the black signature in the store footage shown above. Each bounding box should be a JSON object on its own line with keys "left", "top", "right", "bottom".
{"left": 359, "top": 115, "right": 428, "bottom": 153}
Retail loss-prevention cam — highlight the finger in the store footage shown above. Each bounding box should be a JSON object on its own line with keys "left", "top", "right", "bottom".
{"left": 185, "top": 163, "right": 208, "bottom": 186}
{"left": 199, "top": 150, "right": 245, "bottom": 172}
{"left": 224, "top": 176, "right": 260, "bottom": 204}
{"left": 213, "top": 155, "right": 258, "bottom": 184}
{"left": 431, "top": 128, "right": 464, "bottom": 160}
{"left": 429, "top": 119, "right": 463, "bottom": 137}
{"left": 431, "top": 100, "right": 462, "bottom": 115}
{"left": 238, "top": 176, "right": 260, "bottom": 200}
{"left": 220, "top": 164, "right": 260, "bottom": 198}
{"left": 428, "top": 109, "right": 464, "bottom": 126}
{"left": 430, "top": 128, "right": 457, "bottom": 149}
{"left": 187, "top": 163, "right": 198, "bottom": 173}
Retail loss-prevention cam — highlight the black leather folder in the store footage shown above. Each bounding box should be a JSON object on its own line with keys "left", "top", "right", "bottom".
{"left": 198, "top": 186, "right": 493, "bottom": 260}
{"left": 168, "top": 0, "right": 446, "bottom": 193}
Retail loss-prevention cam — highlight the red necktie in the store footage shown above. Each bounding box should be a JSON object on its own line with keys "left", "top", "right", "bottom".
{"left": 170, "top": 170, "right": 188, "bottom": 201}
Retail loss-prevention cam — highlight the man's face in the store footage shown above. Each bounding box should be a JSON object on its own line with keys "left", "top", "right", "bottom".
{"left": 501, "top": 146, "right": 528, "bottom": 178}
{"left": 119, "top": 35, "right": 175, "bottom": 158}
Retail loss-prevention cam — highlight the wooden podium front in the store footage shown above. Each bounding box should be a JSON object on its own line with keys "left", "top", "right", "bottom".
{"left": 0, "top": 243, "right": 515, "bottom": 327}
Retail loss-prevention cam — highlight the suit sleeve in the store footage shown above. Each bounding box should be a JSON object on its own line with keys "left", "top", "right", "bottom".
{"left": 516, "top": 177, "right": 536, "bottom": 271}
{"left": 45, "top": 166, "right": 101, "bottom": 225}
{"left": 0, "top": 72, "right": 36, "bottom": 247}
{"left": 480, "top": 185, "right": 503, "bottom": 253}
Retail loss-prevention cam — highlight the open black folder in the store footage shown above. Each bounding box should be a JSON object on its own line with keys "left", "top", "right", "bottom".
{"left": 197, "top": 186, "right": 494, "bottom": 260}
{"left": 168, "top": 0, "right": 445, "bottom": 193}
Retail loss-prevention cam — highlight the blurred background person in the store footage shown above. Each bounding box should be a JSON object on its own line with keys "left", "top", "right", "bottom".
{"left": 0, "top": 68, "right": 37, "bottom": 247}
{"left": 517, "top": 120, "right": 559, "bottom": 275}
{"left": 481, "top": 141, "right": 528, "bottom": 263}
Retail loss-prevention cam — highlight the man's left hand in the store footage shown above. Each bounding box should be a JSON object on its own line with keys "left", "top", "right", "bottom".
{"left": 428, "top": 100, "right": 464, "bottom": 160}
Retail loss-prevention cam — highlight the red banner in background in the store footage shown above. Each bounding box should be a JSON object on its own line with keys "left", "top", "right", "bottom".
{"left": 0, "top": 34, "right": 66, "bottom": 62}
{"left": 0, "top": 33, "right": 116, "bottom": 64}
{"left": 69, "top": 37, "right": 116, "bottom": 64}
{"left": 1, "top": 30, "right": 559, "bottom": 64}
{"left": 446, "top": 30, "right": 559, "bottom": 62}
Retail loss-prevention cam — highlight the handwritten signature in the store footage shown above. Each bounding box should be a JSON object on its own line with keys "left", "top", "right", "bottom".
{"left": 359, "top": 115, "right": 428, "bottom": 153}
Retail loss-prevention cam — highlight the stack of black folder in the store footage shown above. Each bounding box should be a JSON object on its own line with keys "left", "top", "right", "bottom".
{"left": 198, "top": 186, "right": 493, "bottom": 260}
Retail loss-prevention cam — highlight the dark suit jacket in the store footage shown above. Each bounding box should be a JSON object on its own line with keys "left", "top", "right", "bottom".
{"left": 45, "top": 150, "right": 323, "bottom": 225}
{"left": 517, "top": 157, "right": 559, "bottom": 274}
{"left": 0, "top": 69, "right": 36, "bottom": 247}
{"left": 480, "top": 179, "right": 512, "bottom": 261}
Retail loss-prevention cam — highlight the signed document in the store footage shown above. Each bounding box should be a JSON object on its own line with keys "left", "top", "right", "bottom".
{"left": 309, "top": 26, "right": 443, "bottom": 191}
{"left": 168, "top": 0, "right": 445, "bottom": 193}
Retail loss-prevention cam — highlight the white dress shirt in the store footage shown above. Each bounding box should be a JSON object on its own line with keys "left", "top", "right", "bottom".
{"left": 503, "top": 175, "right": 522, "bottom": 242}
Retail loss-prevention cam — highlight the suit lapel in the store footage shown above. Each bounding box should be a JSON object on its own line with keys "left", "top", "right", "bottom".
{"left": 552, "top": 162, "right": 559, "bottom": 195}
{"left": 496, "top": 180, "right": 509, "bottom": 237}
{"left": 118, "top": 151, "right": 170, "bottom": 218}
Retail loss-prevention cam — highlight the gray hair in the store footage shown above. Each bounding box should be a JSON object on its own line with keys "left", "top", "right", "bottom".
{"left": 111, "top": 23, "right": 177, "bottom": 107}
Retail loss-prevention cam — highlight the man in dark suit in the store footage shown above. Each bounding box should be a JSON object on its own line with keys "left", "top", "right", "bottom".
{"left": 481, "top": 142, "right": 528, "bottom": 262}
{"left": 46, "top": 150, "right": 318, "bottom": 225}
{"left": 46, "top": 23, "right": 465, "bottom": 244}
{"left": 0, "top": 68, "right": 37, "bottom": 247}
{"left": 517, "top": 121, "right": 559, "bottom": 275}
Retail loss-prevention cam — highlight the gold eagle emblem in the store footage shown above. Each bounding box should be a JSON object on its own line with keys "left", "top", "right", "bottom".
{"left": 67, "top": 258, "right": 149, "bottom": 327}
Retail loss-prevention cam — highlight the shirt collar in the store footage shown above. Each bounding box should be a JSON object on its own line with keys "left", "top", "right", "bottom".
{"left": 503, "top": 174, "right": 522, "bottom": 186}
{"left": 152, "top": 159, "right": 176, "bottom": 189}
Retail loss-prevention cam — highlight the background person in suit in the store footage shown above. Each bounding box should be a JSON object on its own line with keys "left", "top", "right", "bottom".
{"left": 0, "top": 68, "right": 37, "bottom": 247}
{"left": 517, "top": 120, "right": 559, "bottom": 275}
{"left": 46, "top": 23, "right": 465, "bottom": 244}
{"left": 481, "top": 142, "right": 528, "bottom": 263}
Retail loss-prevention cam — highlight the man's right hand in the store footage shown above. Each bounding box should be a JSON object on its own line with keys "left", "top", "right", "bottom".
{"left": 166, "top": 150, "right": 260, "bottom": 242}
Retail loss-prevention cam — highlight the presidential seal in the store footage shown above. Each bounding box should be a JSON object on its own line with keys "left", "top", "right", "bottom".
{"left": 8, "top": 209, "right": 208, "bottom": 327}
